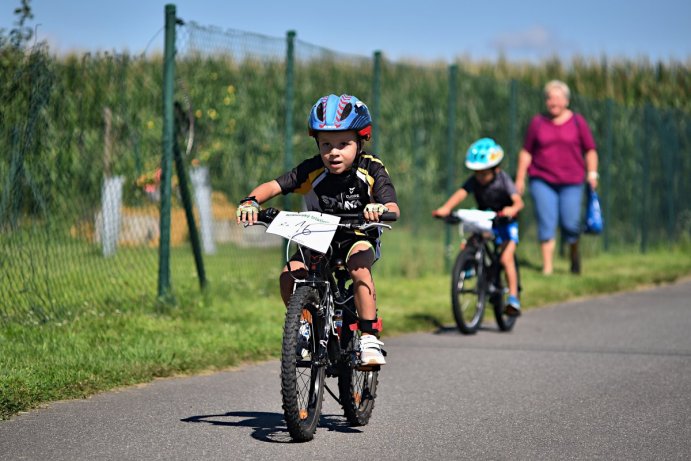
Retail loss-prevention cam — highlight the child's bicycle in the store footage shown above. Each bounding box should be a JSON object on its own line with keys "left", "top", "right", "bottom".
{"left": 249, "top": 207, "right": 396, "bottom": 442}
{"left": 437, "top": 209, "right": 521, "bottom": 334}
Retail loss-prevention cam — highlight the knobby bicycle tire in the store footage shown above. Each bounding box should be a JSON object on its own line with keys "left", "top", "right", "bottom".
{"left": 493, "top": 254, "right": 520, "bottom": 332}
{"left": 451, "top": 245, "right": 487, "bottom": 334}
{"left": 281, "top": 286, "right": 325, "bottom": 442}
{"left": 338, "top": 332, "right": 379, "bottom": 426}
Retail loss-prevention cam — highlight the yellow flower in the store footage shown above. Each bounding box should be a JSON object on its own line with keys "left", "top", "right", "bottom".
{"left": 207, "top": 109, "right": 218, "bottom": 120}
{"left": 226, "top": 85, "right": 235, "bottom": 94}
{"left": 146, "top": 120, "right": 155, "bottom": 129}
{"left": 195, "top": 109, "right": 203, "bottom": 119}
{"left": 226, "top": 119, "right": 236, "bottom": 132}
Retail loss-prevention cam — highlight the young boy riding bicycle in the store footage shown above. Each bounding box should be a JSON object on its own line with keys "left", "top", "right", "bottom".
{"left": 433, "top": 138, "right": 524, "bottom": 316}
{"left": 236, "top": 94, "right": 400, "bottom": 364}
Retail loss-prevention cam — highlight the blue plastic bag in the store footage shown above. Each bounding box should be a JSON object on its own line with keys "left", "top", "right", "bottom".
{"left": 584, "top": 186, "right": 603, "bottom": 234}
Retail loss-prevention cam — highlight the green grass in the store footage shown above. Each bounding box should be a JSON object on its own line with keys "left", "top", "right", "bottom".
{"left": 0, "top": 230, "right": 282, "bottom": 324}
{"left": 2, "top": 238, "right": 691, "bottom": 420}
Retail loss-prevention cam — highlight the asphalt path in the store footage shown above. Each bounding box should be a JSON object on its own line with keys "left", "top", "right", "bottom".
{"left": 2, "top": 279, "right": 690, "bottom": 460}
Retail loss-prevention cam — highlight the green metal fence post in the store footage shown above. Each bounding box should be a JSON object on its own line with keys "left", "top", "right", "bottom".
{"left": 282, "top": 30, "right": 296, "bottom": 259}
{"left": 662, "top": 111, "right": 677, "bottom": 242}
{"left": 508, "top": 79, "right": 518, "bottom": 177}
{"left": 640, "top": 105, "right": 652, "bottom": 253}
{"left": 445, "top": 64, "right": 458, "bottom": 270}
{"left": 284, "top": 30, "right": 295, "bottom": 208}
{"left": 413, "top": 127, "right": 424, "bottom": 236}
{"left": 372, "top": 50, "right": 382, "bottom": 155}
{"left": 158, "top": 4, "right": 176, "bottom": 299}
{"left": 603, "top": 98, "right": 613, "bottom": 251}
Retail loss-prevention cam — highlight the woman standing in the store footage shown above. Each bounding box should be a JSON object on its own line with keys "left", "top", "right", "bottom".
{"left": 515, "top": 80, "right": 599, "bottom": 275}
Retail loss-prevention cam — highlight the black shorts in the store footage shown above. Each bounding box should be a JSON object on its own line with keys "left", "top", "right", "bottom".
{"left": 290, "top": 234, "right": 380, "bottom": 265}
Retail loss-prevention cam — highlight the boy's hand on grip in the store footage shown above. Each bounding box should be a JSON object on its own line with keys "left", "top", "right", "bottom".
{"left": 236, "top": 196, "right": 260, "bottom": 225}
{"left": 364, "top": 203, "right": 388, "bottom": 222}
{"left": 432, "top": 207, "right": 451, "bottom": 218}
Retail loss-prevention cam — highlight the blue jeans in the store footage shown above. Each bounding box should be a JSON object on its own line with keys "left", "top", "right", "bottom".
{"left": 529, "top": 178, "right": 584, "bottom": 243}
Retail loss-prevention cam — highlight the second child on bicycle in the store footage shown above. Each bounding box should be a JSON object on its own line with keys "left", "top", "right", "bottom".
{"left": 432, "top": 138, "right": 524, "bottom": 315}
{"left": 236, "top": 93, "right": 400, "bottom": 365}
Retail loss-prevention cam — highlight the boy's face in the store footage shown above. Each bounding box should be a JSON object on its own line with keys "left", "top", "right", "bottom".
{"left": 317, "top": 130, "right": 359, "bottom": 174}
{"left": 474, "top": 168, "right": 495, "bottom": 185}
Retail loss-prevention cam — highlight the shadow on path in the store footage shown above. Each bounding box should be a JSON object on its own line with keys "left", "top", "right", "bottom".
{"left": 181, "top": 410, "right": 362, "bottom": 443}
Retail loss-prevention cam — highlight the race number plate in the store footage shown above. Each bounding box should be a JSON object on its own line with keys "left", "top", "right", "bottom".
{"left": 266, "top": 211, "right": 341, "bottom": 253}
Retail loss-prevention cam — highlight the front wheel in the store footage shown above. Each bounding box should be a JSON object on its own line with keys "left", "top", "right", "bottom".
{"left": 493, "top": 255, "right": 520, "bottom": 332}
{"left": 451, "top": 246, "right": 487, "bottom": 334}
{"left": 338, "top": 333, "right": 379, "bottom": 426}
{"left": 281, "top": 286, "right": 325, "bottom": 442}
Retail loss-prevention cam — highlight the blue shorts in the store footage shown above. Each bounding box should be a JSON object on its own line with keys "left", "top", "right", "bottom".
{"left": 494, "top": 221, "right": 519, "bottom": 245}
{"left": 529, "top": 178, "right": 584, "bottom": 243}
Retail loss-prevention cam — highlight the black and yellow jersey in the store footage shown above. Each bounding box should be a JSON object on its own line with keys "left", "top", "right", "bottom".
{"left": 275, "top": 151, "right": 397, "bottom": 214}
{"left": 275, "top": 151, "right": 397, "bottom": 248}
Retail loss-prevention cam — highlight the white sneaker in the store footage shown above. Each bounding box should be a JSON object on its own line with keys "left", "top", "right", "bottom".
{"left": 359, "top": 334, "right": 386, "bottom": 365}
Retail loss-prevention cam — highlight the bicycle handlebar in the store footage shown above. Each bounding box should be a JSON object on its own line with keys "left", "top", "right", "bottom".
{"left": 434, "top": 214, "right": 462, "bottom": 225}
{"left": 257, "top": 207, "right": 280, "bottom": 224}
{"left": 435, "top": 210, "right": 512, "bottom": 226}
{"left": 334, "top": 211, "right": 398, "bottom": 223}
{"left": 256, "top": 208, "right": 397, "bottom": 226}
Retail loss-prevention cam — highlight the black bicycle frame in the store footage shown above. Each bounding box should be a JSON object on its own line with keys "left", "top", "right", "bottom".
{"left": 293, "top": 249, "right": 353, "bottom": 369}
{"left": 480, "top": 236, "right": 506, "bottom": 305}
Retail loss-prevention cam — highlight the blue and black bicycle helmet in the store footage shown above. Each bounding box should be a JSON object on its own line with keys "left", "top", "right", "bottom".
{"left": 465, "top": 138, "right": 505, "bottom": 170}
{"left": 308, "top": 94, "right": 372, "bottom": 140}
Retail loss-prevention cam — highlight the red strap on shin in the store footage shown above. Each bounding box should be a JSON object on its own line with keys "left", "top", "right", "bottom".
{"left": 356, "top": 317, "right": 383, "bottom": 334}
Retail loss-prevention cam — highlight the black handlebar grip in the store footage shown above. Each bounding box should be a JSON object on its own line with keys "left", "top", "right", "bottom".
{"left": 433, "top": 214, "right": 461, "bottom": 224}
{"left": 380, "top": 212, "right": 398, "bottom": 222}
{"left": 258, "top": 207, "right": 279, "bottom": 224}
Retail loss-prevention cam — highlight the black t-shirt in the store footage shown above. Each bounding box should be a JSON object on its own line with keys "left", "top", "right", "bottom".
{"left": 462, "top": 169, "right": 517, "bottom": 213}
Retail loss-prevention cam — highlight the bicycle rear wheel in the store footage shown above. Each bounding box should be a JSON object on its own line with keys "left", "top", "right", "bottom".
{"left": 338, "top": 332, "right": 379, "bottom": 426}
{"left": 451, "top": 246, "right": 487, "bottom": 334}
{"left": 493, "top": 255, "right": 520, "bottom": 332}
{"left": 281, "top": 286, "right": 325, "bottom": 442}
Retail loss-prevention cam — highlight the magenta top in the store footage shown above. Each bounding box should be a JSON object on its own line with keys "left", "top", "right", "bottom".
{"left": 523, "top": 112, "right": 597, "bottom": 185}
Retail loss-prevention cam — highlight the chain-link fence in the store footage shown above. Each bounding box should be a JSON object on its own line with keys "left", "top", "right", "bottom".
{"left": 1, "top": 44, "right": 165, "bottom": 325}
{"left": 175, "top": 21, "right": 691, "bottom": 266}
{"left": 2, "top": 8, "right": 690, "bottom": 325}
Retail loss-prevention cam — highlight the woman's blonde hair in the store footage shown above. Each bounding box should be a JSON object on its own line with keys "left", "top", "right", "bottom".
{"left": 544, "top": 80, "right": 570, "bottom": 100}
